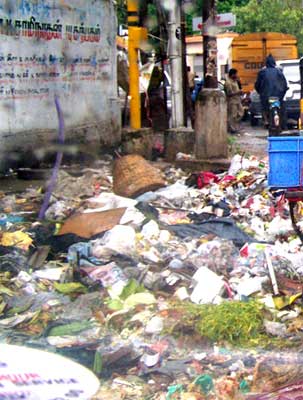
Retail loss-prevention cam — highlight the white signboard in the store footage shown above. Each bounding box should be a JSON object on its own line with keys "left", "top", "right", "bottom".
{"left": 193, "top": 13, "right": 236, "bottom": 31}
{"left": 0, "top": 344, "right": 100, "bottom": 400}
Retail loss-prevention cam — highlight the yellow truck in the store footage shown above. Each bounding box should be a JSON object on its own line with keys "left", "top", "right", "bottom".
{"left": 231, "top": 32, "right": 298, "bottom": 93}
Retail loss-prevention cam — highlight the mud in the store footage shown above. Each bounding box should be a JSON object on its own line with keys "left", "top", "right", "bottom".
{"left": 233, "top": 122, "right": 268, "bottom": 158}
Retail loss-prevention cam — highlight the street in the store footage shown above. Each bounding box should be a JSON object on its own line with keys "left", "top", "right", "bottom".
{"left": 235, "top": 122, "right": 268, "bottom": 158}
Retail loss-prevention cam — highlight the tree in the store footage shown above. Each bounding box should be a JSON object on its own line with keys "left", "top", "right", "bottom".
{"left": 234, "top": 0, "right": 303, "bottom": 54}
{"left": 217, "top": 0, "right": 249, "bottom": 13}
{"left": 115, "top": 0, "right": 169, "bottom": 59}
{"left": 115, "top": 0, "right": 127, "bottom": 27}
{"left": 187, "top": 0, "right": 249, "bottom": 35}
{"left": 193, "top": 0, "right": 249, "bottom": 15}
{"left": 115, "top": 0, "right": 160, "bottom": 27}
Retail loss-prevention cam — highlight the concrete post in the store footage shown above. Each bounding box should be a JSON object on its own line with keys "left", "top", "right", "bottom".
{"left": 203, "top": 0, "right": 218, "bottom": 88}
{"left": 165, "top": 127, "right": 195, "bottom": 162}
{"left": 195, "top": 89, "right": 228, "bottom": 159}
{"left": 168, "top": 1, "right": 184, "bottom": 128}
{"left": 194, "top": 0, "right": 228, "bottom": 161}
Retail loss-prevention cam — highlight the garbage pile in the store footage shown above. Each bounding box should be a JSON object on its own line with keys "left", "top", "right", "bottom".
{"left": 1, "top": 154, "right": 303, "bottom": 399}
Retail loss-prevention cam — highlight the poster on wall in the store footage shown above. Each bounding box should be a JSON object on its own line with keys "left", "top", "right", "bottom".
{"left": 0, "top": 0, "right": 111, "bottom": 99}
{"left": 0, "top": 0, "right": 116, "bottom": 132}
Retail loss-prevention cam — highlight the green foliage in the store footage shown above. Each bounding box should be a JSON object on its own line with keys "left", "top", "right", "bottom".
{"left": 115, "top": 1, "right": 303, "bottom": 56}
{"left": 193, "top": 0, "right": 249, "bottom": 16}
{"left": 194, "top": 301, "right": 264, "bottom": 345}
{"left": 48, "top": 321, "right": 93, "bottom": 337}
{"left": 173, "top": 300, "right": 267, "bottom": 347}
{"left": 53, "top": 282, "right": 88, "bottom": 295}
{"left": 187, "top": 0, "right": 249, "bottom": 35}
{"left": 233, "top": 0, "right": 303, "bottom": 54}
{"left": 105, "top": 279, "right": 150, "bottom": 311}
{"left": 93, "top": 351, "right": 103, "bottom": 375}
{"left": 218, "top": 0, "right": 250, "bottom": 13}
{"left": 166, "top": 299, "right": 299, "bottom": 350}
{"left": 185, "top": 13, "right": 193, "bottom": 36}
{"left": 115, "top": 0, "right": 127, "bottom": 26}
{"left": 115, "top": 1, "right": 167, "bottom": 57}
{"left": 116, "top": 279, "right": 147, "bottom": 301}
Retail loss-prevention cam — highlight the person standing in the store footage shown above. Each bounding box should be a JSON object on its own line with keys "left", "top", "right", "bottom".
{"left": 255, "top": 54, "right": 288, "bottom": 128}
{"left": 224, "top": 68, "right": 244, "bottom": 134}
{"left": 187, "top": 66, "right": 195, "bottom": 93}
{"left": 186, "top": 66, "right": 196, "bottom": 127}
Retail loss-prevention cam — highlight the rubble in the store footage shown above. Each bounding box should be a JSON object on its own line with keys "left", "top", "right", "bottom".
{"left": 1, "top": 153, "right": 303, "bottom": 399}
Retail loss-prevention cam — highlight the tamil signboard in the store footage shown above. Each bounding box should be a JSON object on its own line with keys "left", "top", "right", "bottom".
{"left": 0, "top": 0, "right": 121, "bottom": 171}
{"left": 193, "top": 13, "right": 236, "bottom": 31}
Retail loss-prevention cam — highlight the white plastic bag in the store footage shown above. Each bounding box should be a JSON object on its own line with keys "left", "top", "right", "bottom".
{"left": 190, "top": 267, "right": 225, "bottom": 304}
{"left": 92, "top": 225, "right": 136, "bottom": 257}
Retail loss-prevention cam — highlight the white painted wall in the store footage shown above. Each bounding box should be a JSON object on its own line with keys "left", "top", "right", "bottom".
{"left": 0, "top": 0, "right": 120, "bottom": 170}
{"left": 217, "top": 36, "right": 234, "bottom": 80}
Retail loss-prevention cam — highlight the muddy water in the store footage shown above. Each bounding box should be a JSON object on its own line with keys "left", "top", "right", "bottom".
{"left": 0, "top": 165, "right": 80, "bottom": 194}
{"left": 0, "top": 175, "right": 45, "bottom": 194}
{"left": 0, "top": 124, "right": 269, "bottom": 196}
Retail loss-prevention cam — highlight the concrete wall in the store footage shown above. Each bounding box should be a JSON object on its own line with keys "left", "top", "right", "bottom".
{"left": 0, "top": 0, "right": 120, "bottom": 170}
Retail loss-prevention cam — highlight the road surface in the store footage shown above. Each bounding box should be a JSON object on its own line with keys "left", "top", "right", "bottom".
{"left": 234, "top": 122, "right": 268, "bottom": 158}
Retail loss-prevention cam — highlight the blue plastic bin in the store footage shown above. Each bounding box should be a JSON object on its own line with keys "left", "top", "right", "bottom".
{"left": 268, "top": 136, "right": 303, "bottom": 188}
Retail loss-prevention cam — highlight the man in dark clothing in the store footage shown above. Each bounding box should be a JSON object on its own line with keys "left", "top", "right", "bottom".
{"left": 255, "top": 54, "right": 288, "bottom": 127}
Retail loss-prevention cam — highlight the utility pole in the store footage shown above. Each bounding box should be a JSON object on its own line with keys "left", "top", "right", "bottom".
{"left": 154, "top": 0, "right": 169, "bottom": 127}
{"left": 195, "top": 0, "right": 228, "bottom": 160}
{"left": 180, "top": 1, "right": 188, "bottom": 127}
{"left": 203, "top": 0, "right": 218, "bottom": 88}
{"left": 128, "top": 0, "right": 144, "bottom": 129}
{"left": 168, "top": 0, "right": 184, "bottom": 128}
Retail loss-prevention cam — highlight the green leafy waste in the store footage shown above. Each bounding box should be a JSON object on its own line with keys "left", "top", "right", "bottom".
{"left": 47, "top": 321, "right": 93, "bottom": 337}
{"left": 105, "top": 279, "right": 154, "bottom": 311}
{"left": 174, "top": 300, "right": 268, "bottom": 347}
{"left": 54, "top": 282, "right": 88, "bottom": 295}
{"left": 93, "top": 351, "right": 103, "bottom": 375}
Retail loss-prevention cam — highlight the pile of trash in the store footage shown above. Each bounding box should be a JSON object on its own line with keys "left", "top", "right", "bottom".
{"left": 1, "top": 154, "right": 303, "bottom": 399}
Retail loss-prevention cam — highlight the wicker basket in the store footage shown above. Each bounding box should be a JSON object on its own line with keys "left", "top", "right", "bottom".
{"left": 113, "top": 155, "right": 166, "bottom": 198}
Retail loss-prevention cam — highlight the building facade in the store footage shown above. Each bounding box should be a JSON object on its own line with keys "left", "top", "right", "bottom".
{"left": 0, "top": 0, "right": 120, "bottom": 170}
{"left": 186, "top": 32, "right": 239, "bottom": 81}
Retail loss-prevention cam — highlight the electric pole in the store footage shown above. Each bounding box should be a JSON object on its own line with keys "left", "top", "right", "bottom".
{"left": 202, "top": 0, "right": 218, "bottom": 88}
{"left": 127, "top": 0, "right": 147, "bottom": 130}
{"left": 180, "top": 1, "right": 188, "bottom": 127}
{"left": 195, "top": 0, "right": 228, "bottom": 160}
{"left": 127, "top": 0, "right": 140, "bottom": 129}
{"left": 168, "top": 0, "right": 184, "bottom": 128}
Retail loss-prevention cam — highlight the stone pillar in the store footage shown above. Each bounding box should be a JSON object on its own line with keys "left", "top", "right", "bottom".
{"left": 165, "top": 128, "right": 195, "bottom": 162}
{"left": 195, "top": 88, "right": 228, "bottom": 159}
{"left": 121, "top": 128, "right": 153, "bottom": 160}
{"left": 203, "top": 0, "right": 218, "bottom": 89}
